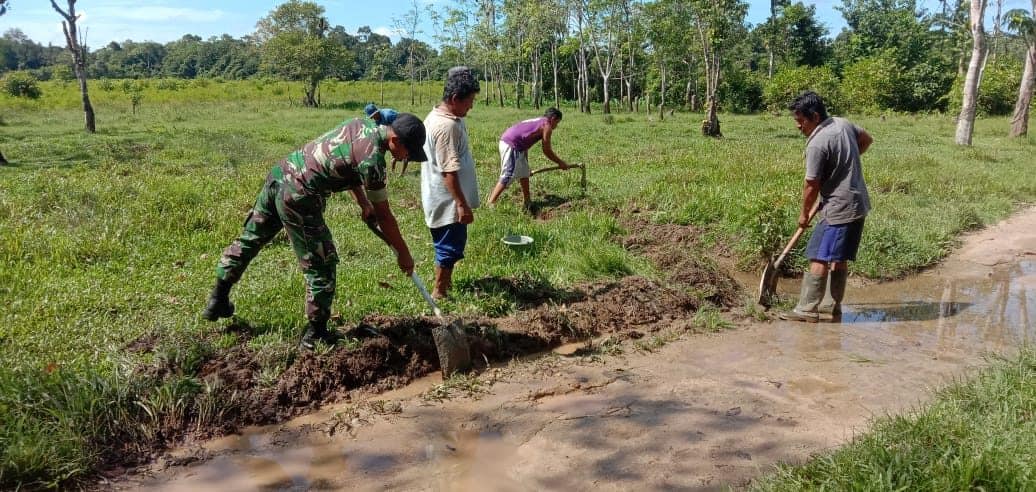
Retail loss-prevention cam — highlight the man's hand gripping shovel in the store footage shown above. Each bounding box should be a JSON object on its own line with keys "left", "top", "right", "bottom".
{"left": 364, "top": 216, "right": 472, "bottom": 377}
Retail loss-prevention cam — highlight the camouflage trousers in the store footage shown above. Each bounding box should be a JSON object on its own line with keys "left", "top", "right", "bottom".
{"left": 216, "top": 163, "right": 339, "bottom": 324}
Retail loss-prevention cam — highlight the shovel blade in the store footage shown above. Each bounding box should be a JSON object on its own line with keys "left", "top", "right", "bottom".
{"left": 757, "top": 260, "right": 778, "bottom": 307}
{"left": 432, "top": 321, "right": 471, "bottom": 377}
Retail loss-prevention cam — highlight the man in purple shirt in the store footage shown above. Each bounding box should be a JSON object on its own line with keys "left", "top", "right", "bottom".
{"left": 486, "top": 107, "right": 571, "bottom": 209}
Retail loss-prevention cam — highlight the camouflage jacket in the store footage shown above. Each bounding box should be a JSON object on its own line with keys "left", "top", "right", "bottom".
{"left": 283, "top": 117, "right": 388, "bottom": 195}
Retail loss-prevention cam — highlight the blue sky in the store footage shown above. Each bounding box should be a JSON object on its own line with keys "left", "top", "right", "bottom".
{"left": 1, "top": 0, "right": 1028, "bottom": 48}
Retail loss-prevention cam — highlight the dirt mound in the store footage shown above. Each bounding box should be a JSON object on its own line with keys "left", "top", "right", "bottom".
{"left": 111, "top": 222, "right": 741, "bottom": 479}
{"left": 621, "top": 219, "right": 742, "bottom": 306}
{"left": 187, "top": 275, "right": 704, "bottom": 429}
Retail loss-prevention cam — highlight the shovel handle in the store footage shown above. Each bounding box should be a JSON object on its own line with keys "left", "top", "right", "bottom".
{"left": 410, "top": 272, "right": 445, "bottom": 320}
{"left": 531, "top": 164, "right": 587, "bottom": 195}
{"left": 365, "top": 217, "right": 444, "bottom": 320}
{"left": 773, "top": 201, "right": 821, "bottom": 269}
{"left": 530, "top": 163, "right": 583, "bottom": 176}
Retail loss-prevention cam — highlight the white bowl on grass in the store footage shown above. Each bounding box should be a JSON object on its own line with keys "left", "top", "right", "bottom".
{"left": 501, "top": 235, "right": 534, "bottom": 247}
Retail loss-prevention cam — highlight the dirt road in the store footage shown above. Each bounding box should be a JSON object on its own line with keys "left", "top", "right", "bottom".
{"left": 115, "top": 207, "right": 1036, "bottom": 491}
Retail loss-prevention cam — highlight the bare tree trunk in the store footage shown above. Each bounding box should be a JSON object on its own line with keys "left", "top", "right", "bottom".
{"left": 533, "top": 49, "right": 543, "bottom": 109}
{"left": 515, "top": 58, "right": 523, "bottom": 109}
{"left": 578, "top": 49, "right": 591, "bottom": 113}
{"left": 700, "top": 48, "right": 722, "bottom": 136}
{"left": 624, "top": 1, "right": 636, "bottom": 113}
{"left": 572, "top": 53, "right": 580, "bottom": 109}
{"left": 767, "top": 0, "right": 777, "bottom": 79}
{"left": 991, "top": 0, "right": 1004, "bottom": 62}
{"left": 685, "top": 77, "right": 693, "bottom": 110}
{"left": 497, "top": 63, "right": 505, "bottom": 107}
{"left": 305, "top": 79, "right": 319, "bottom": 107}
{"left": 659, "top": 61, "right": 666, "bottom": 121}
{"left": 1010, "top": 42, "right": 1036, "bottom": 137}
{"left": 551, "top": 37, "right": 560, "bottom": 108}
{"left": 956, "top": 0, "right": 988, "bottom": 146}
{"left": 51, "top": 0, "right": 95, "bottom": 133}
{"left": 618, "top": 64, "right": 625, "bottom": 110}
{"left": 575, "top": 4, "right": 591, "bottom": 114}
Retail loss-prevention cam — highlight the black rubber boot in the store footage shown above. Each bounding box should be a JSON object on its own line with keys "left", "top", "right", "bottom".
{"left": 201, "top": 278, "right": 235, "bottom": 321}
{"left": 298, "top": 320, "right": 342, "bottom": 351}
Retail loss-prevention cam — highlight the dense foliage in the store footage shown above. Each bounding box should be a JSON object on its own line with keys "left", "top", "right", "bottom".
{"left": 1, "top": 0, "right": 1032, "bottom": 115}
{"left": 1, "top": 70, "right": 40, "bottom": 98}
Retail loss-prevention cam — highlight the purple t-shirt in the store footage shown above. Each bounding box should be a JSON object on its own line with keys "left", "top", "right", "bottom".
{"left": 500, "top": 117, "right": 546, "bottom": 152}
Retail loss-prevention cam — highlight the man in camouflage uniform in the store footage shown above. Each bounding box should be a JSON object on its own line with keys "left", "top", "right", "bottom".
{"left": 203, "top": 114, "right": 428, "bottom": 350}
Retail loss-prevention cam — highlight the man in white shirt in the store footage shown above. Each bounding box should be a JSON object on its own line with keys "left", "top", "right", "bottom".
{"left": 421, "top": 66, "right": 481, "bottom": 299}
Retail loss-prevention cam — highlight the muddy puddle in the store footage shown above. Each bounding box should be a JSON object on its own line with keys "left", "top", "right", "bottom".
{"left": 111, "top": 208, "right": 1036, "bottom": 491}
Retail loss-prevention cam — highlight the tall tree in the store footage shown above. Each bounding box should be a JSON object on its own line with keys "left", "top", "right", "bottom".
{"left": 0, "top": 0, "right": 8, "bottom": 164}
{"left": 1006, "top": 3, "right": 1036, "bottom": 136}
{"left": 759, "top": 2, "right": 828, "bottom": 72}
{"left": 689, "top": 0, "right": 748, "bottom": 136}
{"left": 50, "top": 0, "right": 95, "bottom": 133}
{"left": 255, "top": 0, "right": 351, "bottom": 107}
{"left": 617, "top": 0, "right": 643, "bottom": 111}
{"left": 644, "top": 0, "right": 696, "bottom": 115}
{"left": 586, "top": 0, "right": 622, "bottom": 113}
{"left": 764, "top": 0, "right": 790, "bottom": 77}
{"left": 393, "top": 0, "right": 423, "bottom": 105}
{"left": 955, "top": 0, "right": 988, "bottom": 145}
{"left": 572, "top": 0, "right": 593, "bottom": 113}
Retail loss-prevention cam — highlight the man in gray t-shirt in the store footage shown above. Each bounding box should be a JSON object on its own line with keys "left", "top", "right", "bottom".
{"left": 781, "top": 91, "right": 873, "bottom": 323}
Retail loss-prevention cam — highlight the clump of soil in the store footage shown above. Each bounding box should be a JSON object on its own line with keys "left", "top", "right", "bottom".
{"left": 621, "top": 219, "right": 742, "bottom": 306}
{"left": 182, "top": 273, "right": 709, "bottom": 429}
{"left": 111, "top": 218, "right": 740, "bottom": 479}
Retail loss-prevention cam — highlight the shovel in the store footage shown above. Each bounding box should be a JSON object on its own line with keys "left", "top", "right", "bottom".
{"left": 757, "top": 201, "right": 820, "bottom": 307}
{"left": 363, "top": 216, "right": 472, "bottom": 377}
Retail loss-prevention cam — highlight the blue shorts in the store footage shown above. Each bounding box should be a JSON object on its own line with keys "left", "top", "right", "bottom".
{"left": 430, "top": 222, "right": 468, "bottom": 269}
{"left": 805, "top": 218, "right": 865, "bottom": 262}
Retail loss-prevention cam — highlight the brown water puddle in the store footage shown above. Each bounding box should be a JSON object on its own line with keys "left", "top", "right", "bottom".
{"left": 113, "top": 207, "right": 1036, "bottom": 491}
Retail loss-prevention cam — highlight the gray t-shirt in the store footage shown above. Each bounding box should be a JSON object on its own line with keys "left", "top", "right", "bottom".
{"left": 805, "top": 117, "right": 871, "bottom": 225}
{"left": 420, "top": 106, "right": 480, "bottom": 228}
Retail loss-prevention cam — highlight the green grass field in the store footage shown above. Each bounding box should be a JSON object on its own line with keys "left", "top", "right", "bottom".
{"left": 1, "top": 79, "right": 1034, "bottom": 487}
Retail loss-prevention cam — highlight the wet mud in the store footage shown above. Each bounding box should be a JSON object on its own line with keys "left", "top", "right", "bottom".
{"left": 114, "top": 220, "right": 736, "bottom": 474}
{"left": 112, "top": 207, "right": 1036, "bottom": 491}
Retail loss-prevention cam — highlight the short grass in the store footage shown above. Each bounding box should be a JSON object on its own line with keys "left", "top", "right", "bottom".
{"left": 749, "top": 348, "right": 1036, "bottom": 491}
{"left": 1, "top": 79, "right": 1034, "bottom": 487}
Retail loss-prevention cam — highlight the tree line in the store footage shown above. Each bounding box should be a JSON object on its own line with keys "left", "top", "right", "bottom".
{"left": 1, "top": 0, "right": 1034, "bottom": 139}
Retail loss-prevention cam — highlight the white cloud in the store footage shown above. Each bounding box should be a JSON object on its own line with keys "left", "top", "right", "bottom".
{"left": 373, "top": 26, "right": 395, "bottom": 37}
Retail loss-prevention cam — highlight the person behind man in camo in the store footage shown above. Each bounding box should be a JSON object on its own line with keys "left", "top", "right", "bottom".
{"left": 420, "top": 66, "right": 481, "bottom": 299}
{"left": 486, "top": 107, "right": 571, "bottom": 210}
{"left": 202, "top": 113, "right": 427, "bottom": 350}
{"left": 780, "top": 91, "right": 873, "bottom": 322}
{"left": 366, "top": 103, "right": 410, "bottom": 175}
{"left": 364, "top": 103, "right": 398, "bottom": 126}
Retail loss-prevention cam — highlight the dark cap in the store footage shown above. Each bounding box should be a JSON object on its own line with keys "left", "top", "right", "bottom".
{"left": 390, "top": 113, "right": 427, "bottom": 162}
